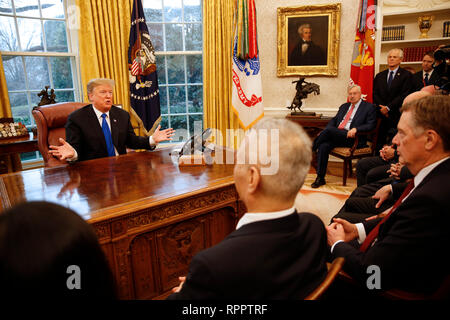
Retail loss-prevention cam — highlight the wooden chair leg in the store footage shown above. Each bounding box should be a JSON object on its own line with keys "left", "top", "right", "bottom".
{"left": 342, "top": 159, "right": 347, "bottom": 186}
{"left": 348, "top": 159, "right": 353, "bottom": 177}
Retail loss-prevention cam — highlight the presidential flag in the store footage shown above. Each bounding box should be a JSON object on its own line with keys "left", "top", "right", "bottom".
{"left": 231, "top": 0, "right": 264, "bottom": 129}
{"left": 128, "top": 0, "right": 161, "bottom": 135}
{"left": 350, "top": 0, "right": 377, "bottom": 103}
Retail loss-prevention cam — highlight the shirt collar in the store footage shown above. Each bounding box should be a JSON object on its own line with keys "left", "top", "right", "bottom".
{"left": 92, "top": 105, "right": 110, "bottom": 119}
{"left": 424, "top": 69, "right": 433, "bottom": 77}
{"left": 413, "top": 156, "right": 450, "bottom": 190}
{"left": 236, "top": 206, "right": 296, "bottom": 230}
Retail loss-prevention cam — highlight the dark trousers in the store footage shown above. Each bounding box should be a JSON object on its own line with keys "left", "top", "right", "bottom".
{"left": 356, "top": 156, "right": 392, "bottom": 186}
{"left": 313, "top": 127, "right": 353, "bottom": 179}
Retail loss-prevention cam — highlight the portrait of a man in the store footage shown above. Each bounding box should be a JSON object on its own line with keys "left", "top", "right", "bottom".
{"left": 288, "top": 17, "right": 328, "bottom": 66}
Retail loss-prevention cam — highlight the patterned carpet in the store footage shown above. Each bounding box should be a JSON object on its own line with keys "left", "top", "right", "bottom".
{"left": 295, "top": 172, "right": 357, "bottom": 225}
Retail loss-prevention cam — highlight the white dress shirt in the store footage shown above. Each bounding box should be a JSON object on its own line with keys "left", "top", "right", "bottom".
{"left": 236, "top": 206, "right": 296, "bottom": 230}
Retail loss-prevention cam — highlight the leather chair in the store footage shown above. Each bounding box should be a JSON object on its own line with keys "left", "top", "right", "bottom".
{"left": 330, "top": 118, "right": 382, "bottom": 186}
{"left": 32, "top": 102, "right": 88, "bottom": 167}
{"left": 305, "top": 257, "right": 345, "bottom": 300}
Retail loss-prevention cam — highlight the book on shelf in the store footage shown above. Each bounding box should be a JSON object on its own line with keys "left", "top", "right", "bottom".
{"left": 402, "top": 46, "right": 438, "bottom": 62}
{"left": 382, "top": 25, "right": 405, "bottom": 41}
{"left": 444, "top": 21, "right": 450, "bottom": 38}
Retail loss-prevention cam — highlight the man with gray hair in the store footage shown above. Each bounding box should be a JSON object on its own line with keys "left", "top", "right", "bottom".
{"left": 168, "top": 118, "right": 328, "bottom": 299}
{"left": 289, "top": 23, "right": 326, "bottom": 66}
{"left": 311, "top": 85, "right": 377, "bottom": 188}
{"left": 49, "top": 78, "right": 174, "bottom": 162}
{"left": 327, "top": 95, "right": 450, "bottom": 294}
{"left": 373, "top": 48, "right": 415, "bottom": 150}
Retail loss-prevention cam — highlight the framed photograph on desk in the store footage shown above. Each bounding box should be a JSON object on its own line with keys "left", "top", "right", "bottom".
{"left": 277, "top": 3, "right": 341, "bottom": 77}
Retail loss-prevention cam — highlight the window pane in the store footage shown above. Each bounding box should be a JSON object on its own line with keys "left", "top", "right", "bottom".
{"left": 143, "top": 0, "right": 162, "bottom": 23}
{"left": 0, "top": 16, "right": 19, "bottom": 51}
{"left": 185, "top": 23, "right": 201, "bottom": 51}
{"left": 20, "top": 151, "right": 41, "bottom": 161}
{"left": 159, "top": 116, "right": 169, "bottom": 142}
{"left": 54, "top": 90, "right": 74, "bottom": 102}
{"left": 186, "top": 55, "right": 202, "bottom": 83}
{"left": 44, "top": 20, "right": 68, "bottom": 52}
{"left": 170, "top": 115, "right": 187, "bottom": 134}
{"left": 9, "top": 92, "right": 31, "bottom": 125}
{"left": 184, "top": 0, "right": 201, "bottom": 22}
{"left": 188, "top": 114, "right": 203, "bottom": 136}
{"left": 187, "top": 85, "right": 202, "bottom": 113}
{"left": 0, "top": 0, "right": 13, "bottom": 15}
{"left": 168, "top": 85, "right": 186, "bottom": 114}
{"left": 163, "top": 0, "right": 182, "bottom": 22}
{"left": 166, "top": 55, "right": 184, "bottom": 84}
{"left": 25, "top": 56, "right": 50, "bottom": 90}
{"left": 14, "top": 0, "right": 39, "bottom": 17}
{"left": 17, "top": 17, "right": 43, "bottom": 52}
{"left": 40, "top": 0, "right": 65, "bottom": 19}
{"left": 147, "top": 23, "right": 163, "bottom": 51}
{"left": 3, "top": 55, "right": 25, "bottom": 91}
{"left": 29, "top": 90, "right": 41, "bottom": 106}
{"left": 156, "top": 54, "right": 166, "bottom": 84}
{"left": 165, "top": 23, "right": 183, "bottom": 51}
{"left": 159, "top": 85, "right": 168, "bottom": 114}
{"left": 50, "top": 57, "right": 73, "bottom": 88}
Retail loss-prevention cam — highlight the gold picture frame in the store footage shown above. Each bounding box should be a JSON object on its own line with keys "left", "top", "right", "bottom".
{"left": 277, "top": 3, "right": 341, "bottom": 77}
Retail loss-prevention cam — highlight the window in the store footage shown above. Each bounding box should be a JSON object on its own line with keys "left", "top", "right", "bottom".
{"left": 0, "top": 0, "right": 80, "bottom": 162}
{"left": 143, "top": 0, "right": 203, "bottom": 140}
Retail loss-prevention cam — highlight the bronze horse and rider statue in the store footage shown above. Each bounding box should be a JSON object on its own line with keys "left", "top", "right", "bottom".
{"left": 287, "top": 77, "right": 320, "bottom": 115}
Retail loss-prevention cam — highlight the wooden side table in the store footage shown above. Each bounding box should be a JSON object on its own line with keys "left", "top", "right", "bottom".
{"left": 286, "top": 114, "right": 332, "bottom": 139}
{"left": 0, "top": 132, "right": 39, "bottom": 173}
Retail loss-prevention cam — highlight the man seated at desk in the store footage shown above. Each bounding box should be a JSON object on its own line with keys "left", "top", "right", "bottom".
{"left": 49, "top": 78, "right": 175, "bottom": 162}
{"left": 311, "top": 85, "right": 377, "bottom": 188}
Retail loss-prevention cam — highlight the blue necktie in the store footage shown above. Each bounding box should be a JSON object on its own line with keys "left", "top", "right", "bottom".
{"left": 387, "top": 71, "right": 394, "bottom": 88}
{"left": 101, "top": 113, "right": 115, "bottom": 157}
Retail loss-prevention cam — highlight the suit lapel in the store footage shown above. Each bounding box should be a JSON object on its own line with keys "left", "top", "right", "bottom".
{"left": 87, "top": 105, "right": 108, "bottom": 152}
{"left": 388, "top": 68, "right": 403, "bottom": 92}
{"left": 351, "top": 101, "right": 365, "bottom": 127}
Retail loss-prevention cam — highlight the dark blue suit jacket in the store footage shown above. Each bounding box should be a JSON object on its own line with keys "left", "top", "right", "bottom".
{"left": 332, "top": 158, "right": 450, "bottom": 294}
{"left": 65, "top": 104, "right": 154, "bottom": 162}
{"left": 326, "top": 100, "right": 377, "bottom": 145}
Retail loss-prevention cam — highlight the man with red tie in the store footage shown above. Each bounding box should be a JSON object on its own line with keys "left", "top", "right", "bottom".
{"left": 311, "top": 85, "right": 377, "bottom": 188}
{"left": 327, "top": 95, "right": 450, "bottom": 294}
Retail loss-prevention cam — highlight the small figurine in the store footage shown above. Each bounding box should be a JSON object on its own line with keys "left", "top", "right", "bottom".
{"left": 287, "top": 77, "right": 320, "bottom": 115}
{"left": 37, "top": 86, "right": 57, "bottom": 106}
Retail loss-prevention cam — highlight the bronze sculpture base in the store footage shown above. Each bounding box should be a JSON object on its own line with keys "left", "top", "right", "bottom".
{"left": 290, "top": 111, "right": 316, "bottom": 116}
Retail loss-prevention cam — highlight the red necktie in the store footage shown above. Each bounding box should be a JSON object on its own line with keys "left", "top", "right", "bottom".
{"left": 338, "top": 104, "right": 355, "bottom": 129}
{"left": 359, "top": 181, "right": 415, "bottom": 252}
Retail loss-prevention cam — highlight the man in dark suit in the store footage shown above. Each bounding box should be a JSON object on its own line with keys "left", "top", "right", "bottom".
{"left": 373, "top": 48, "right": 415, "bottom": 150}
{"left": 327, "top": 95, "right": 450, "bottom": 294}
{"left": 413, "top": 51, "right": 439, "bottom": 90}
{"left": 311, "top": 85, "right": 377, "bottom": 188}
{"left": 168, "top": 118, "right": 328, "bottom": 299}
{"left": 289, "top": 24, "right": 326, "bottom": 66}
{"left": 49, "top": 78, "right": 174, "bottom": 162}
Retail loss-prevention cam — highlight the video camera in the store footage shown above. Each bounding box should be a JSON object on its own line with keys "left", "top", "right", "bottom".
{"left": 433, "top": 45, "right": 450, "bottom": 94}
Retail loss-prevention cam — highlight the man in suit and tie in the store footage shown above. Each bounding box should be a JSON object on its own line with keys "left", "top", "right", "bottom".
{"left": 49, "top": 78, "right": 174, "bottom": 162}
{"left": 289, "top": 24, "right": 326, "bottom": 66}
{"left": 327, "top": 95, "right": 450, "bottom": 294}
{"left": 168, "top": 118, "right": 328, "bottom": 299}
{"left": 311, "top": 85, "right": 377, "bottom": 188}
{"left": 413, "top": 51, "right": 439, "bottom": 90}
{"left": 373, "top": 48, "right": 415, "bottom": 150}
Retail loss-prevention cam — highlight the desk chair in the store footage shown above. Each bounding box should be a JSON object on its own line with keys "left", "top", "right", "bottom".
{"left": 330, "top": 118, "right": 382, "bottom": 186}
{"left": 305, "top": 257, "right": 345, "bottom": 300}
{"left": 32, "top": 102, "right": 88, "bottom": 167}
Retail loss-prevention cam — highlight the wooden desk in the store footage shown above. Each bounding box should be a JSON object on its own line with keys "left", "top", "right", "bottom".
{"left": 286, "top": 114, "right": 332, "bottom": 138}
{"left": 0, "top": 149, "right": 242, "bottom": 299}
{"left": 0, "top": 132, "right": 38, "bottom": 155}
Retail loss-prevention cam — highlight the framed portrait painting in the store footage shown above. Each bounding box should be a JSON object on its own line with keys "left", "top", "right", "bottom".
{"left": 277, "top": 3, "right": 341, "bottom": 77}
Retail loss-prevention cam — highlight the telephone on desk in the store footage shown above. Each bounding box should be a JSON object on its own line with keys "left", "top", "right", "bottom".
{"left": 170, "top": 128, "right": 213, "bottom": 165}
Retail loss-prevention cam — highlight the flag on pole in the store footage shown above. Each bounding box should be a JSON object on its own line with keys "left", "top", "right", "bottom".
{"left": 350, "top": 0, "right": 377, "bottom": 103}
{"left": 128, "top": 0, "right": 161, "bottom": 135}
{"left": 231, "top": 0, "right": 264, "bottom": 129}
